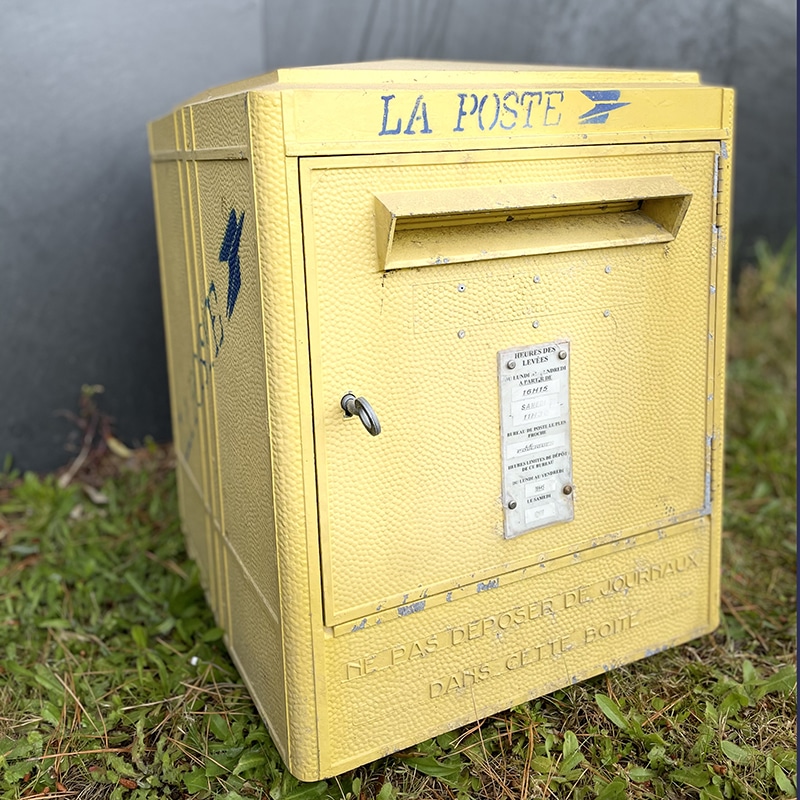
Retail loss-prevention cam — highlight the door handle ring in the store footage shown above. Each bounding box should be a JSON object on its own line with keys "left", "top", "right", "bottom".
{"left": 340, "top": 393, "right": 381, "bottom": 436}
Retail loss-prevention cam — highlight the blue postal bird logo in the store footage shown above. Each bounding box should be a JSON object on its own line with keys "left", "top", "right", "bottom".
{"left": 201, "top": 208, "right": 245, "bottom": 359}
{"left": 579, "top": 90, "right": 629, "bottom": 124}
{"left": 219, "top": 208, "right": 244, "bottom": 319}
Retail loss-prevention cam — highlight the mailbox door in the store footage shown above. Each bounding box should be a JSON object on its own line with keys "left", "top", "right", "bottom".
{"left": 299, "top": 142, "right": 721, "bottom": 627}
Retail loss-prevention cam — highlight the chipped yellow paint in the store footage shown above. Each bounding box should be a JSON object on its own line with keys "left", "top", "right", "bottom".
{"left": 148, "top": 60, "right": 733, "bottom": 780}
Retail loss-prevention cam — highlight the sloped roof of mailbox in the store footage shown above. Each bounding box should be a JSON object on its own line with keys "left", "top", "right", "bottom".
{"left": 184, "top": 59, "right": 701, "bottom": 105}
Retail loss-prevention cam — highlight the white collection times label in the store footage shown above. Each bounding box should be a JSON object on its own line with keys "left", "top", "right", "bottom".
{"left": 497, "top": 340, "right": 574, "bottom": 538}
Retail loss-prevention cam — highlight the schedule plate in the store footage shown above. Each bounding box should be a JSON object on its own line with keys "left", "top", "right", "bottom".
{"left": 498, "top": 340, "right": 574, "bottom": 538}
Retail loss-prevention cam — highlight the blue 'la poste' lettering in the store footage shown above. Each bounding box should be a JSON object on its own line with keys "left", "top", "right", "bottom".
{"left": 378, "top": 90, "right": 565, "bottom": 135}
{"left": 378, "top": 89, "right": 628, "bottom": 136}
{"left": 379, "top": 94, "right": 433, "bottom": 135}
{"left": 453, "top": 91, "right": 564, "bottom": 131}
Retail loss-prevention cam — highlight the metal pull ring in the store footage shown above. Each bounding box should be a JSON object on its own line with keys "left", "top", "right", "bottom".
{"left": 341, "top": 393, "right": 381, "bottom": 436}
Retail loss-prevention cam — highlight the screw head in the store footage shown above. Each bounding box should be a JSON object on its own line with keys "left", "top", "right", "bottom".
{"left": 562, "top": 484, "right": 574, "bottom": 496}
{"left": 457, "top": 329, "right": 466, "bottom": 338}
{"left": 605, "top": 265, "right": 612, "bottom": 274}
{"left": 532, "top": 320, "right": 540, "bottom": 329}
{"left": 603, "top": 309, "right": 611, "bottom": 318}
{"left": 508, "top": 500, "right": 517, "bottom": 509}
{"left": 533, "top": 275, "right": 541, "bottom": 284}
{"left": 506, "top": 360, "right": 516, "bottom": 370}
{"left": 558, "top": 350, "right": 567, "bottom": 360}
{"left": 457, "top": 283, "right": 466, "bottom": 292}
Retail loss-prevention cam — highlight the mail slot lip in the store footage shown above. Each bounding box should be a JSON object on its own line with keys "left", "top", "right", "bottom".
{"left": 375, "top": 175, "right": 693, "bottom": 270}
{"left": 375, "top": 176, "right": 690, "bottom": 221}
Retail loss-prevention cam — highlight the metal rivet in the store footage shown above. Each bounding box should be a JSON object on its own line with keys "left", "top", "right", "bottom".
{"left": 457, "top": 283, "right": 466, "bottom": 292}
{"left": 533, "top": 275, "right": 541, "bottom": 283}
{"left": 558, "top": 350, "right": 567, "bottom": 360}
{"left": 605, "top": 265, "right": 612, "bottom": 274}
{"left": 562, "top": 484, "right": 574, "bottom": 496}
{"left": 457, "top": 329, "right": 466, "bottom": 338}
{"left": 508, "top": 500, "right": 517, "bottom": 509}
{"left": 603, "top": 309, "right": 611, "bottom": 317}
{"left": 532, "top": 320, "right": 540, "bottom": 329}
{"left": 506, "top": 360, "right": 516, "bottom": 370}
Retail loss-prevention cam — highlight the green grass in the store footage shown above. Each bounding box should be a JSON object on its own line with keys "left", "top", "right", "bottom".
{"left": 1, "top": 237, "right": 796, "bottom": 800}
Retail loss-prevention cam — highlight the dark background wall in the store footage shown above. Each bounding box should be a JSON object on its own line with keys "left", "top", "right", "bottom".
{"left": 1, "top": 0, "right": 796, "bottom": 471}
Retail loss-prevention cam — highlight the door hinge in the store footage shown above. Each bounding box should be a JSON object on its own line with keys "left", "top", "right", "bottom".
{"left": 705, "top": 432, "right": 714, "bottom": 511}
{"left": 713, "top": 151, "right": 724, "bottom": 225}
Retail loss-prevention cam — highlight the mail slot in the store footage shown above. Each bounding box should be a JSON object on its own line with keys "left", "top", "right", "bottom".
{"left": 148, "top": 61, "right": 734, "bottom": 780}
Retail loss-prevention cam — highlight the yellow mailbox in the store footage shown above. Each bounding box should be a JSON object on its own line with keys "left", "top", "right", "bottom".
{"left": 148, "top": 61, "right": 734, "bottom": 780}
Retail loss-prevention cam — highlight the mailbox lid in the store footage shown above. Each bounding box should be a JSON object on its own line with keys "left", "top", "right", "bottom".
{"left": 300, "top": 142, "right": 721, "bottom": 628}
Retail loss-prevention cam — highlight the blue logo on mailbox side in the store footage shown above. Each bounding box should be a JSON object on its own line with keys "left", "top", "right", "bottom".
{"left": 219, "top": 208, "right": 245, "bottom": 319}
{"left": 579, "top": 90, "right": 629, "bottom": 124}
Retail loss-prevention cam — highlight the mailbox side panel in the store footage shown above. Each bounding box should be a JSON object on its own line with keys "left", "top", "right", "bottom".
{"left": 150, "top": 95, "right": 298, "bottom": 771}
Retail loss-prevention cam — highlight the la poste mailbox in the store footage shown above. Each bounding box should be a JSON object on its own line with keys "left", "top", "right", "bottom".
{"left": 148, "top": 61, "right": 734, "bottom": 780}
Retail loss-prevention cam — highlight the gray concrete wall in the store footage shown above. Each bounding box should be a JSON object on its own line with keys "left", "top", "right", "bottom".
{"left": 1, "top": 0, "right": 795, "bottom": 470}
{"left": 0, "top": 0, "right": 266, "bottom": 469}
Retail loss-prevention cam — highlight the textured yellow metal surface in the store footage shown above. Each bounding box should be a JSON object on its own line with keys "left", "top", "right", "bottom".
{"left": 148, "top": 61, "right": 733, "bottom": 780}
